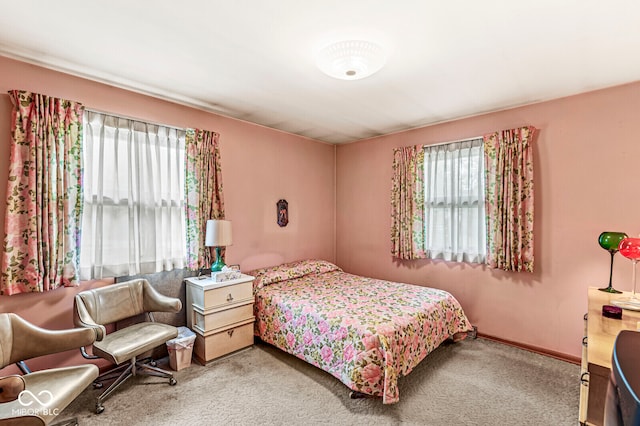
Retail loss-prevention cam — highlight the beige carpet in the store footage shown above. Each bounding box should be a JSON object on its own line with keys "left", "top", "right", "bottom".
{"left": 62, "top": 338, "right": 579, "bottom": 425}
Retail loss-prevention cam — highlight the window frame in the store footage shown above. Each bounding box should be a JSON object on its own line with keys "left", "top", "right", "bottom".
{"left": 422, "top": 138, "right": 487, "bottom": 263}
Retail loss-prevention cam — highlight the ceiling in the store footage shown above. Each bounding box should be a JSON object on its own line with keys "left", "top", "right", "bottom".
{"left": 1, "top": 1, "right": 640, "bottom": 144}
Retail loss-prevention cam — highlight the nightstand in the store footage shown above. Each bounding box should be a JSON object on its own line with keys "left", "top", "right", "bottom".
{"left": 184, "top": 274, "right": 255, "bottom": 363}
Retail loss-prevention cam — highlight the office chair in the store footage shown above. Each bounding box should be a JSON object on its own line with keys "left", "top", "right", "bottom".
{"left": 0, "top": 313, "right": 99, "bottom": 425}
{"left": 604, "top": 330, "right": 640, "bottom": 426}
{"left": 73, "top": 278, "right": 182, "bottom": 414}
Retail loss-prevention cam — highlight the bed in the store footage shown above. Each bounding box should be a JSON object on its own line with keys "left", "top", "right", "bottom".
{"left": 248, "top": 259, "right": 473, "bottom": 404}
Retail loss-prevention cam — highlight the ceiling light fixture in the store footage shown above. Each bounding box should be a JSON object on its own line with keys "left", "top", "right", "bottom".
{"left": 316, "top": 40, "right": 386, "bottom": 81}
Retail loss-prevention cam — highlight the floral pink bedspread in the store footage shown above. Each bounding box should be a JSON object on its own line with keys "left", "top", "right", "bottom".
{"left": 250, "top": 260, "right": 473, "bottom": 404}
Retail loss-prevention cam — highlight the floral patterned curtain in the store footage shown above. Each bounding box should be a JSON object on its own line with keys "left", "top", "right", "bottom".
{"left": 1, "top": 90, "right": 84, "bottom": 295}
{"left": 390, "top": 145, "right": 426, "bottom": 260}
{"left": 483, "top": 126, "right": 537, "bottom": 272}
{"left": 185, "top": 128, "right": 225, "bottom": 269}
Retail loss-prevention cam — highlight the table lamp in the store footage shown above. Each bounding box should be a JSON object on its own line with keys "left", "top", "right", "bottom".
{"left": 598, "top": 231, "right": 628, "bottom": 293}
{"left": 205, "top": 219, "right": 232, "bottom": 272}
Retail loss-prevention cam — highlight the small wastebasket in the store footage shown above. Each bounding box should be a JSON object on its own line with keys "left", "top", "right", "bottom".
{"left": 167, "top": 326, "right": 196, "bottom": 371}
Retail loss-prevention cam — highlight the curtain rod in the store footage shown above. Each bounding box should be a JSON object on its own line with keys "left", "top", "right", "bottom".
{"left": 422, "top": 135, "right": 483, "bottom": 148}
{"left": 84, "top": 107, "right": 186, "bottom": 132}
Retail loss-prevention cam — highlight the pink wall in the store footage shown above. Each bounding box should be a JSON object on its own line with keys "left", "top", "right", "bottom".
{"left": 2, "top": 53, "right": 640, "bottom": 363}
{"left": 336, "top": 80, "right": 640, "bottom": 359}
{"left": 0, "top": 56, "right": 335, "bottom": 371}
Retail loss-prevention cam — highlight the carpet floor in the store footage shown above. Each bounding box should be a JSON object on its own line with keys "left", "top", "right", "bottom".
{"left": 62, "top": 337, "right": 580, "bottom": 425}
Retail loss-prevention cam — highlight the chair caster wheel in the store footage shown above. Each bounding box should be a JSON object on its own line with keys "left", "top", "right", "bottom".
{"left": 93, "top": 382, "right": 103, "bottom": 389}
{"left": 95, "top": 404, "right": 105, "bottom": 414}
{"left": 150, "top": 360, "right": 157, "bottom": 367}
{"left": 169, "top": 378, "right": 177, "bottom": 386}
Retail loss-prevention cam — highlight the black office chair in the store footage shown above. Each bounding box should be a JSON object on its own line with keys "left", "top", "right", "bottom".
{"left": 604, "top": 330, "right": 640, "bottom": 426}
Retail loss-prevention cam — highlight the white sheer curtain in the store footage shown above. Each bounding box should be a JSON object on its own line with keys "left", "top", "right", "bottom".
{"left": 423, "top": 138, "right": 486, "bottom": 263}
{"left": 79, "top": 111, "right": 186, "bottom": 279}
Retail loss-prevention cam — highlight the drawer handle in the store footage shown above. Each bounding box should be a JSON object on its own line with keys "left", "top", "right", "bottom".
{"left": 582, "top": 337, "right": 587, "bottom": 346}
{"left": 227, "top": 294, "right": 234, "bottom": 302}
{"left": 227, "top": 329, "right": 234, "bottom": 338}
{"left": 580, "top": 372, "right": 589, "bottom": 385}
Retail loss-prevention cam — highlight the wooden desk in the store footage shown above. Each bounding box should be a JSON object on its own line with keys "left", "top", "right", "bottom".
{"left": 583, "top": 287, "right": 640, "bottom": 425}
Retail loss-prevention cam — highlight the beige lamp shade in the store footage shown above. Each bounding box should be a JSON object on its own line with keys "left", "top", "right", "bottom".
{"left": 205, "top": 220, "right": 232, "bottom": 247}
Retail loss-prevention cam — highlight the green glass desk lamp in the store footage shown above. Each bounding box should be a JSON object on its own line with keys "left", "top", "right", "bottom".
{"left": 205, "top": 219, "right": 232, "bottom": 273}
{"left": 598, "top": 231, "right": 628, "bottom": 293}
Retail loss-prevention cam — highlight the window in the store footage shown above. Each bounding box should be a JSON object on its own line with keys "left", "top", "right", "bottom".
{"left": 423, "top": 138, "right": 486, "bottom": 263}
{"left": 79, "top": 111, "right": 186, "bottom": 279}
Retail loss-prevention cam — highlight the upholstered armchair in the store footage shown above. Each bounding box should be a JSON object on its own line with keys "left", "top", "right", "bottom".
{"left": 0, "top": 313, "right": 99, "bottom": 426}
{"left": 73, "top": 278, "right": 182, "bottom": 414}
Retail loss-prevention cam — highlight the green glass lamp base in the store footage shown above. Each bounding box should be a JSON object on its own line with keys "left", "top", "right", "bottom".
{"left": 598, "top": 286, "right": 622, "bottom": 294}
{"left": 211, "top": 247, "right": 226, "bottom": 273}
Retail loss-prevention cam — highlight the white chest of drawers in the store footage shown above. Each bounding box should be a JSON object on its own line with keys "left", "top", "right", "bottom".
{"left": 184, "top": 274, "right": 255, "bottom": 363}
